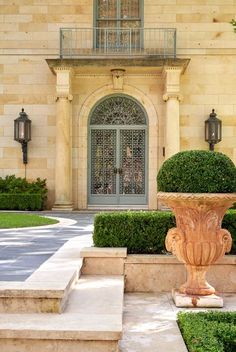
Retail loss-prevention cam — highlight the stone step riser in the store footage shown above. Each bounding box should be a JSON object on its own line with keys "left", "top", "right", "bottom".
{"left": 0, "top": 238, "right": 85, "bottom": 313}
{"left": 0, "top": 275, "right": 124, "bottom": 352}
{"left": 0, "top": 339, "right": 119, "bottom": 352}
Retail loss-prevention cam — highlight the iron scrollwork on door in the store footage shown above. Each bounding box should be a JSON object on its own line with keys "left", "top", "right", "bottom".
{"left": 120, "top": 129, "right": 145, "bottom": 195}
{"left": 91, "top": 129, "right": 116, "bottom": 194}
{"left": 90, "top": 96, "right": 146, "bottom": 125}
{"left": 90, "top": 95, "right": 147, "bottom": 204}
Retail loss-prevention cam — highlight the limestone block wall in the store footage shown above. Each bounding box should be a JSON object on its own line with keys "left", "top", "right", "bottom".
{"left": 0, "top": 1, "right": 93, "bottom": 208}
{"left": 144, "top": 0, "right": 236, "bottom": 159}
{"left": 0, "top": 1, "right": 235, "bottom": 208}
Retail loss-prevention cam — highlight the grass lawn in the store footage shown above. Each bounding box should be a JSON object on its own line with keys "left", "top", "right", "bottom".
{"left": 0, "top": 213, "right": 59, "bottom": 228}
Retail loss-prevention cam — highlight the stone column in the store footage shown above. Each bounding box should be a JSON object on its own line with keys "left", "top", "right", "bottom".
{"left": 163, "top": 67, "right": 182, "bottom": 160}
{"left": 52, "top": 67, "right": 73, "bottom": 210}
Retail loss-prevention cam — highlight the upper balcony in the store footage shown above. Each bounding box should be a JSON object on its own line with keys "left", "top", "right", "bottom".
{"left": 59, "top": 27, "right": 177, "bottom": 59}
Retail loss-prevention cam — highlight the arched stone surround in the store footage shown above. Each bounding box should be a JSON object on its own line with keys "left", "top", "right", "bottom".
{"left": 77, "top": 84, "right": 159, "bottom": 209}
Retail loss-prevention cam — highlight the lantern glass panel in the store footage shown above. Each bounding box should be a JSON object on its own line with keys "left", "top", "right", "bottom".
{"left": 218, "top": 121, "right": 222, "bottom": 141}
{"left": 205, "top": 121, "right": 209, "bottom": 142}
{"left": 19, "top": 121, "right": 25, "bottom": 140}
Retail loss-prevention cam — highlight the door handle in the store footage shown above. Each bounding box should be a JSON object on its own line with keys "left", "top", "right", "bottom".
{"left": 114, "top": 167, "right": 122, "bottom": 174}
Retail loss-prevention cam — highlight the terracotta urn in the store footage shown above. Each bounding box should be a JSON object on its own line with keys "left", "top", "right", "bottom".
{"left": 157, "top": 192, "right": 236, "bottom": 296}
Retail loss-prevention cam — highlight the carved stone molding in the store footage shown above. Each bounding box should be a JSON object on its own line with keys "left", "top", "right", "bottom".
{"left": 111, "top": 68, "right": 125, "bottom": 90}
{"left": 54, "top": 66, "right": 74, "bottom": 72}
{"left": 55, "top": 94, "right": 73, "bottom": 102}
{"left": 158, "top": 192, "right": 236, "bottom": 203}
{"left": 163, "top": 93, "right": 183, "bottom": 102}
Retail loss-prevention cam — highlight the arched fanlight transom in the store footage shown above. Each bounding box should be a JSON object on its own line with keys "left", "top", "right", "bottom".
{"left": 90, "top": 95, "right": 146, "bottom": 125}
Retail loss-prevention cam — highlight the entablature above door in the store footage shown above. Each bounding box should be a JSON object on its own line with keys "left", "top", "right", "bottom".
{"left": 46, "top": 57, "right": 190, "bottom": 76}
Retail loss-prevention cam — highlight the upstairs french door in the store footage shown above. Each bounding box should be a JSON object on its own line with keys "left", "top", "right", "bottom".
{"left": 95, "top": 0, "right": 142, "bottom": 51}
{"left": 88, "top": 95, "right": 147, "bottom": 206}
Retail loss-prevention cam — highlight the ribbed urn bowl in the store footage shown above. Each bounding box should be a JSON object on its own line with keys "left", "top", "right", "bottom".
{"left": 157, "top": 192, "right": 236, "bottom": 296}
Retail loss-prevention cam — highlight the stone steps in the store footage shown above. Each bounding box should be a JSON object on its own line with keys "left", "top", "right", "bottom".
{"left": 0, "top": 275, "right": 124, "bottom": 352}
{"left": 0, "top": 237, "right": 84, "bottom": 313}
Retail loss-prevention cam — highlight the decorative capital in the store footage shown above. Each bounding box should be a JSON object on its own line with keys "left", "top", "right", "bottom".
{"left": 55, "top": 94, "right": 73, "bottom": 102}
{"left": 163, "top": 93, "right": 183, "bottom": 102}
{"left": 55, "top": 66, "right": 73, "bottom": 100}
{"left": 111, "top": 68, "right": 125, "bottom": 90}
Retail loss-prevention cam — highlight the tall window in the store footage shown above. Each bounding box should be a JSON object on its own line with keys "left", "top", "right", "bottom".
{"left": 96, "top": 0, "right": 141, "bottom": 29}
{"left": 95, "top": 0, "right": 142, "bottom": 51}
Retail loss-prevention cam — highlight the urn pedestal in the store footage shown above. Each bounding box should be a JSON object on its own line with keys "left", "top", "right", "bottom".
{"left": 157, "top": 192, "right": 236, "bottom": 307}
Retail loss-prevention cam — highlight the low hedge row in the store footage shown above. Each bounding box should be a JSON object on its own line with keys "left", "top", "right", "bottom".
{"left": 178, "top": 311, "right": 236, "bottom": 352}
{"left": 0, "top": 194, "right": 43, "bottom": 211}
{"left": 0, "top": 175, "right": 47, "bottom": 210}
{"left": 93, "top": 210, "right": 236, "bottom": 254}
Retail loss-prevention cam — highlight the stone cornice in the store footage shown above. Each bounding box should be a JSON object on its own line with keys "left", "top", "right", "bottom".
{"left": 46, "top": 58, "right": 190, "bottom": 75}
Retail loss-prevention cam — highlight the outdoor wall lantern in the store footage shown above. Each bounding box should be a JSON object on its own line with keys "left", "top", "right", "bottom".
{"left": 205, "top": 109, "right": 222, "bottom": 151}
{"left": 14, "top": 108, "right": 31, "bottom": 164}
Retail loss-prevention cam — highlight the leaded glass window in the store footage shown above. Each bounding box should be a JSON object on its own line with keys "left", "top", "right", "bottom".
{"left": 96, "top": 0, "right": 141, "bottom": 29}
{"left": 90, "top": 96, "right": 146, "bottom": 125}
{"left": 95, "top": 0, "right": 142, "bottom": 50}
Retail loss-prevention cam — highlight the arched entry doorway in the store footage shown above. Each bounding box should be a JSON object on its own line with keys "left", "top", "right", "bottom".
{"left": 88, "top": 94, "right": 148, "bottom": 206}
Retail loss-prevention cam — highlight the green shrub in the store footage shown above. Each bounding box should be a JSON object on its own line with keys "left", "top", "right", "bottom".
{"left": 157, "top": 150, "right": 236, "bottom": 193}
{"left": 93, "top": 210, "right": 236, "bottom": 254}
{"left": 0, "top": 175, "right": 47, "bottom": 210}
{"left": 178, "top": 311, "right": 236, "bottom": 352}
{"left": 0, "top": 194, "right": 43, "bottom": 211}
{"left": 93, "top": 211, "right": 176, "bottom": 254}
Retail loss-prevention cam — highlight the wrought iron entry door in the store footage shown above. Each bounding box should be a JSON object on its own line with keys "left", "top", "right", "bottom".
{"left": 89, "top": 127, "right": 146, "bottom": 205}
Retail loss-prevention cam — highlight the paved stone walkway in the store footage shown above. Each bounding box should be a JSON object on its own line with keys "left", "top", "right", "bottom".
{"left": 0, "top": 212, "right": 95, "bottom": 281}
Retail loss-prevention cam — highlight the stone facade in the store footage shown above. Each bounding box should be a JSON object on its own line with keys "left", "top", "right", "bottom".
{"left": 0, "top": 1, "right": 236, "bottom": 209}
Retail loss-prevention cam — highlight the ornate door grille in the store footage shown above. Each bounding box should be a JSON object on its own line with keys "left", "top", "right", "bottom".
{"left": 120, "top": 129, "right": 145, "bottom": 195}
{"left": 89, "top": 95, "right": 147, "bottom": 205}
{"left": 91, "top": 129, "right": 116, "bottom": 195}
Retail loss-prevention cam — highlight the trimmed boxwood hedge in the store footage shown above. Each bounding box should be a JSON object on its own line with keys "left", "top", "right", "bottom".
{"left": 0, "top": 194, "right": 43, "bottom": 211}
{"left": 157, "top": 150, "right": 236, "bottom": 193}
{"left": 93, "top": 211, "right": 175, "bottom": 254}
{"left": 93, "top": 210, "right": 236, "bottom": 254}
{"left": 178, "top": 311, "right": 236, "bottom": 352}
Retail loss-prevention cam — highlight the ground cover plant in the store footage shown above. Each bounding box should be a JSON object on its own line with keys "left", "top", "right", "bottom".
{"left": 178, "top": 311, "right": 236, "bottom": 352}
{"left": 0, "top": 175, "right": 47, "bottom": 210}
{"left": 93, "top": 210, "right": 236, "bottom": 254}
{"left": 0, "top": 213, "right": 58, "bottom": 228}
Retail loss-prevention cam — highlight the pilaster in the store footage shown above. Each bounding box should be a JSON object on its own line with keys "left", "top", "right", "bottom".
{"left": 163, "top": 66, "right": 183, "bottom": 160}
{"left": 52, "top": 67, "right": 74, "bottom": 211}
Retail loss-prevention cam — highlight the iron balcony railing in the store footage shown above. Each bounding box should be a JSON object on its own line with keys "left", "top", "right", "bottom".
{"left": 60, "top": 27, "right": 176, "bottom": 58}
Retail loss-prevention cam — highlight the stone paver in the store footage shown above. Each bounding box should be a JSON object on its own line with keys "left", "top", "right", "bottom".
{"left": 0, "top": 212, "right": 95, "bottom": 281}
{"left": 119, "top": 292, "right": 236, "bottom": 352}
